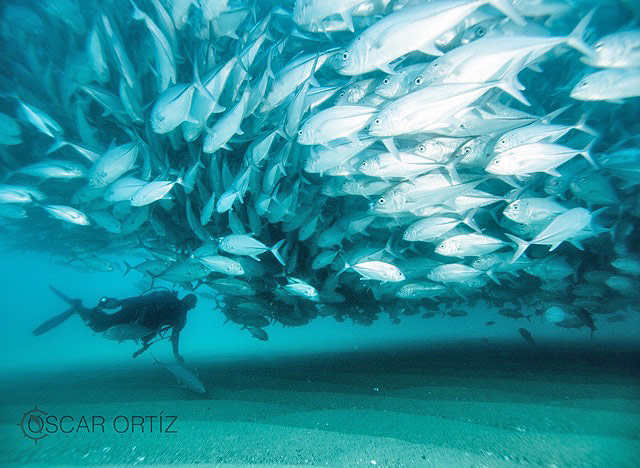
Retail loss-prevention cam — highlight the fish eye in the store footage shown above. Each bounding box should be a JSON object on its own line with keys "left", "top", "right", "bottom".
{"left": 500, "top": 138, "right": 506, "bottom": 144}
{"left": 415, "top": 77, "right": 423, "bottom": 85}
{"left": 513, "top": 204, "right": 518, "bottom": 211}
{"left": 342, "top": 52, "right": 348, "bottom": 60}
{"left": 580, "top": 177, "right": 587, "bottom": 184}
{"left": 433, "top": 63, "right": 438, "bottom": 68}
{"left": 383, "top": 78, "right": 389, "bottom": 84}
{"left": 493, "top": 158, "right": 500, "bottom": 164}
{"left": 463, "top": 147, "right": 471, "bottom": 154}
{"left": 298, "top": 130, "right": 303, "bottom": 136}
{"left": 374, "top": 118, "right": 381, "bottom": 125}
{"left": 378, "top": 197, "right": 386, "bottom": 204}
{"left": 418, "top": 144, "right": 426, "bottom": 152}
{"left": 476, "top": 27, "right": 485, "bottom": 37}
{"left": 595, "top": 44, "right": 604, "bottom": 51}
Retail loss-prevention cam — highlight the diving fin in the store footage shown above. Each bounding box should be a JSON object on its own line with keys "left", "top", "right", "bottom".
{"left": 49, "top": 285, "right": 79, "bottom": 306}
{"left": 32, "top": 308, "right": 76, "bottom": 336}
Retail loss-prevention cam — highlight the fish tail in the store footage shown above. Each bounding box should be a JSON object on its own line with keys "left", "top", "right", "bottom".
{"left": 45, "top": 138, "right": 68, "bottom": 155}
{"left": 579, "top": 139, "right": 599, "bottom": 168}
{"left": 271, "top": 239, "right": 286, "bottom": 266}
{"left": 589, "top": 206, "right": 612, "bottom": 238}
{"left": 191, "top": 52, "right": 216, "bottom": 104}
{"left": 495, "top": 55, "right": 531, "bottom": 106}
{"left": 487, "top": 0, "right": 526, "bottom": 26}
{"left": 496, "top": 175, "right": 523, "bottom": 190}
{"left": 130, "top": 0, "right": 145, "bottom": 21}
{"left": 452, "top": 287, "right": 468, "bottom": 300}
{"left": 336, "top": 254, "right": 351, "bottom": 277}
{"left": 540, "top": 105, "right": 571, "bottom": 124}
{"left": 29, "top": 194, "right": 44, "bottom": 207}
{"left": 485, "top": 266, "right": 501, "bottom": 285}
{"left": 123, "top": 260, "right": 134, "bottom": 276}
{"left": 566, "top": 9, "right": 596, "bottom": 58}
{"left": 265, "top": 45, "right": 276, "bottom": 80}
{"left": 444, "top": 154, "right": 463, "bottom": 184}
{"left": 2, "top": 91, "right": 19, "bottom": 101}
{"left": 574, "top": 111, "right": 598, "bottom": 136}
{"left": 381, "top": 138, "right": 400, "bottom": 159}
{"left": 505, "top": 233, "right": 529, "bottom": 263}
{"left": 146, "top": 269, "right": 159, "bottom": 289}
{"left": 463, "top": 209, "right": 482, "bottom": 233}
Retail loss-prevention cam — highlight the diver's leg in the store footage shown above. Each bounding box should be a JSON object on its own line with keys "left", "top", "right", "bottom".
{"left": 77, "top": 306, "right": 118, "bottom": 333}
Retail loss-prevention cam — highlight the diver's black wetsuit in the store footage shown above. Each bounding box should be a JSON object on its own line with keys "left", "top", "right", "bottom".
{"left": 81, "top": 291, "right": 185, "bottom": 332}
{"left": 34, "top": 288, "right": 197, "bottom": 363}
{"left": 78, "top": 291, "right": 194, "bottom": 363}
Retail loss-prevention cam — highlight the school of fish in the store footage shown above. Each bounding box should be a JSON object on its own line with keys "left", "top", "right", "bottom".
{"left": 0, "top": 0, "right": 639, "bottom": 343}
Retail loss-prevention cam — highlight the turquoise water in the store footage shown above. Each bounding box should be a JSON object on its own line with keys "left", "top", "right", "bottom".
{"left": 0, "top": 0, "right": 639, "bottom": 465}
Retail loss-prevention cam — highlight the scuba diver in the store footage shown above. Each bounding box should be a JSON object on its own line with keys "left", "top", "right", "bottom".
{"left": 33, "top": 286, "right": 198, "bottom": 364}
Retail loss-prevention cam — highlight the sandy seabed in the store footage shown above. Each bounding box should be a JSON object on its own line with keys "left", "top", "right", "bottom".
{"left": 1, "top": 346, "right": 639, "bottom": 467}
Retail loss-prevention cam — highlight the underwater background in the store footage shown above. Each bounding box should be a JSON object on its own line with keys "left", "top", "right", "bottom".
{"left": 1, "top": 0, "right": 639, "bottom": 465}
{"left": 1, "top": 248, "right": 639, "bottom": 371}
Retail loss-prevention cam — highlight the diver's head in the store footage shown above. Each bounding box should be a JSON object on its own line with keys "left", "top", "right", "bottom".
{"left": 182, "top": 294, "right": 197, "bottom": 310}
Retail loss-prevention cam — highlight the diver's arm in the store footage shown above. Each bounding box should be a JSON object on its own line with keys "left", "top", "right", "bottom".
{"left": 98, "top": 297, "right": 121, "bottom": 309}
{"left": 171, "top": 329, "right": 185, "bottom": 365}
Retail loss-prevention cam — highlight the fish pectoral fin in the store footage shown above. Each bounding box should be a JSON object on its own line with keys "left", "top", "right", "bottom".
{"left": 381, "top": 137, "right": 399, "bottom": 158}
{"left": 528, "top": 63, "right": 543, "bottom": 73}
{"left": 568, "top": 238, "right": 584, "bottom": 250}
{"left": 416, "top": 41, "right": 443, "bottom": 57}
{"left": 548, "top": 242, "right": 563, "bottom": 252}
{"left": 339, "top": 11, "right": 354, "bottom": 33}
{"left": 377, "top": 63, "right": 396, "bottom": 74}
{"left": 544, "top": 168, "right": 562, "bottom": 177}
{"left": 347, "top": 133, "right": 361, "bottom": 145}
{"left": 320, "top": 141, "right": 337, "bottom": 151}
